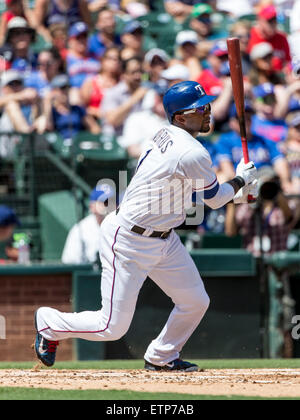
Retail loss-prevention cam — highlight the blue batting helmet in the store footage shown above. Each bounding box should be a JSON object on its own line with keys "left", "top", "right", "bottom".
{"left": 163, "top": 81, "right": 217, "bottom": 123}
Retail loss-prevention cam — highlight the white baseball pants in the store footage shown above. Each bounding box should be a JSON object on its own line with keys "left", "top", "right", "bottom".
{"left": 36, "top": 212, "right": 210, "bottom": 366}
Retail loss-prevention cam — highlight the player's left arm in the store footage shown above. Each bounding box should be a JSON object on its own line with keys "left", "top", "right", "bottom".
{"left": 180, "top": 149, "right": 257, "bottom": 210}
{"left": 203, "top": 179, "right": 241, "bottom": 210}
{"left": 203, "top": 160, "right": 258, "bottom": 209}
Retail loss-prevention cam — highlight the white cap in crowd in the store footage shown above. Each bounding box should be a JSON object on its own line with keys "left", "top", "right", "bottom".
{"left": 144, "top": 48, "right": 170, "bottom": 64}
{"left": 176, "top": 30, "right": 199, "bottom": 46}
{"left": 250, "top": 42, "right": 274, "bottom": 61}
{"left": 161, "top": 64, "right": 190, "bottom": 81}
{"left": 1, "top": 70, "right": 23, "bottom": 87}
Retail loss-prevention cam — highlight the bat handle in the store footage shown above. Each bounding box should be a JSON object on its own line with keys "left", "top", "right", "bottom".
{"left": 242, "top": 138, "right": 250, "bottom": 164}
{"left": 241, "top": 137, "right": 256, "bottom": 203}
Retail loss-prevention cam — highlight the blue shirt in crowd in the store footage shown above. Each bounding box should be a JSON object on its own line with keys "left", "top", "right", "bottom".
{"left": 88, "top": 33, "right": 122, "bottom": 59}
{"left": 288, "top": 96, "right": 300, "bottom": 113}
{"left": 11, "top": 54, "right": 38, "bottom": 74}
{"left": 251, "top": 114, "right": 288, "bottom": 144}
{"left": 52, "top": 105, "right": 86, "bottom": 139}
{"left": 66, "top": 54, "right": 100, "bottom": 88}
{"left": 24, "top": 71, "right": 51, "bottom": 97}
{"left": 216, "top": 131, "right": 283, "bottom": 169}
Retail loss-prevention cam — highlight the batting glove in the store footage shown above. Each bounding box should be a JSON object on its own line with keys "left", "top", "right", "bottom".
{"left": 236, "top": 158, "right": 257, "bottom": 186}
{"left": 234, "top": 179, "right": 258, "bottom": 204}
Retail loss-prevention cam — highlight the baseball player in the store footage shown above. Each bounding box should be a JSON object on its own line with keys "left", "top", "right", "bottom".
{"left": 34, "top": 81, "right": 257, "bottom": 371}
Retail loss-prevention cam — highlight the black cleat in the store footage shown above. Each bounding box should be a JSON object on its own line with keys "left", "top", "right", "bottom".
{"left": 144, "top": 358, "right": 199, "bottom": 372}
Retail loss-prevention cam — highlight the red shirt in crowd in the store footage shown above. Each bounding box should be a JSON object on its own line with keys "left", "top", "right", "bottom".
{"left": 195, "top": 69, "right": 223, "bottom": 96}
{"left": 248, "top": 26, "right": 291, "bottom": 70}
{"left": 2, "top": 10, "right": 25, "bottom": 23}
{"left": 88, "top": 76, "right": 104, "bottom": 110}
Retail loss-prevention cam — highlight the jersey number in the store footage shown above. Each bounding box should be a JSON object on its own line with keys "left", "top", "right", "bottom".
{"left": 135, "top": 149, "right": 152, "bottom": 174}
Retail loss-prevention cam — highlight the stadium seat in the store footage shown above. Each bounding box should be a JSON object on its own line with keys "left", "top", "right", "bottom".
{"left": 73, "top": 131, "right": 128, "bottom": 161}
{"left": 201, "top": 233, "right": 243, "bottom": 249}
{"left": 39, "top": 190, "right": 80, "bottom": 261}
{"left": 238, "top": 13, "right": 257, "bottom": 22}
{"left": 137, "top": 12, "right": 186, "bottom": 50}
{"left": 44, "top": 132, "right": 70, "bottom": 159}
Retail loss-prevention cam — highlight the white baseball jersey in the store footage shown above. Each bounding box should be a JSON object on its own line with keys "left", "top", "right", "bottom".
{"left": 118, "top": 124, "right": 219, "bottom": 231}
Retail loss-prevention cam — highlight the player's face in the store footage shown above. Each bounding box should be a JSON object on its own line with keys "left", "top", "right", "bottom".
{"left": 179, "top": 103, "right": 212, "bottom": 135}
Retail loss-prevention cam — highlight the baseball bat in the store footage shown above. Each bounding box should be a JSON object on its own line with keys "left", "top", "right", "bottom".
{"left": 227, "top": 37, "right": 256, "bottom": 203}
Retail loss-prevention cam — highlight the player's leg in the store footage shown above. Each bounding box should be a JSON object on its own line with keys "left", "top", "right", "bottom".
{"left": 144, "top": 231, "right": 210, "bottom": 367}
{"left": 35, "top": 214, "right": 150, "bottom": 344}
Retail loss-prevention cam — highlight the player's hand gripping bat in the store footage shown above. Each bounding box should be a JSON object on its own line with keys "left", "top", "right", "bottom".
{"left": 227, "top": 37, "right": 256, "bottom": 203}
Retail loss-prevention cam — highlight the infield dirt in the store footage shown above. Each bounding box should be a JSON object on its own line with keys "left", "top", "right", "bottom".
{"left": 1, "top": 368, "right": 300, "bottom": 398}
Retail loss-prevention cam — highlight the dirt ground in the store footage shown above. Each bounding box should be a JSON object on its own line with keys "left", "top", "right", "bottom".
{"left": 1, "top": 368, "right": 300, "bottom": 398}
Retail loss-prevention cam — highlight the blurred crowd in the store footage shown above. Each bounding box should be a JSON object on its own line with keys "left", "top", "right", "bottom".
{"left": 0, "top": 0, "right": 300, "bottom": 262}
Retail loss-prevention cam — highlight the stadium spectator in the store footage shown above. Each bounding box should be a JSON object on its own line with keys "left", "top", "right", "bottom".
{"left": 161, "top": 63, "right": 190, "bottom": 86}
{"left": 0, "top": 70, "right": 38, "bottom": 136}
{"left": 275, "top": 72, "right": 300, "bottom": 117}
{"left": 100, "top": 56, "right": 149, "bottom": 138}
{"left": 216, "top": 102, "right": 293, "bottom": 192}
{"left": 0, "top": 0, "right": 35, "bottom": 46}
{"left": 118, "top": 79, "right": 169, "bottom": 158}
{"left": 24, "top": 48, "right": 63, "bottom": 98}
{"left": 80, "top": 46, "right": 121, "bottom": 120}
{"left": 225, "top": 168, "right": 295, "bottom": 257}
{"left": 48, "top": 21, "right": 68, "bottom": 60}
{"left": 36, "top": 74, "right": 100, "bottom": 139}
{"left": 87, "top": 0, "right": 109, "bottom": 12}
{"left": 289, "top": 0, "right": 300, "bottom": 35}
{"left": 87, "top": 0, "right": 120, "bottom": 12}
{"left": 229, "top": 20, "right": 251, "bottom": 75}
{"left": 174, "top": 30, "right": 202, "bottom": 80}
{"left": 164, "top": 0, "right": 202, "bottom": 22}
{"left": 196, "top": 41, "right": 233, "bottom": 123}
{"left": 87, "top": 7, "right": 122, "bottom": 60}
{"left": 4, "top": 17, "right": 37, "bottom": 73}
{"left": 189, "top": 3, "right": 214, "bottom": 39}
{"left": 0, "top": 205, "right": 20, "bottom": 242}
{"left": 248, "top": 4, "right": 291, "bottom": 71}
{"left": 143, "top": 48, "right": 170, "bottom": 83}
{"left": 196, "top": 40, "right": 228, "bottom": 96}
{"left": 66, "top": 22, "right": 101, "bottom": 103}
{"left": 248, "top": 42, "right": 285, "bottom": 87}
{"left": 216, "top": 0, "right": 256, "bottom": 17}
{"left": 282, "top": 114, "right": 300, "bottom": 194}
{"left": 120, "top": 20, "right": 144, "bottom": 60}
{"left": 189, "top": 3, "right": 228, "bottom": 58}
{"left": 62, "top": 183, "right": 115, "bottom": 264}
{"left": 251, "top": 83, "right": 289, "bottom": 143}
{"left": 34, "top": 0, "right": 91, "bottom": 43}
{"left": 121, "top": 0, "right": 149, "bottom": 18}
{"left": 0, "top": 205, "right": 21, "bottom": 263}
{"left": 289, "top": 0, "right": 300, "bottom": 66}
